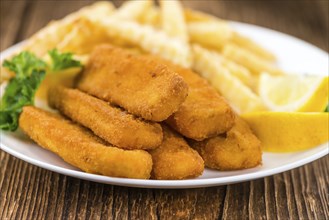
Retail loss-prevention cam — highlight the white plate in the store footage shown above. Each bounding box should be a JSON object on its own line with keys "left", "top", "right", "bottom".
{"left": 0, "top": 22, "right": 328, "bottom": 189}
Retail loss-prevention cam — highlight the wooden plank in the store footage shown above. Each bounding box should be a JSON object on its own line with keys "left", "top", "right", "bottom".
{"left": 302, "top": 163, "right": 327, "bottom": 219}
{"left": 264, "top": 176, "right": 278, "bottom": 219}
{"left": 128, "top": 188, "right": 157, "bottom": 220}
{"left": 274, "top": 173, "right": 290, "bottom": 219}
{"left": 45, "top": 173, "right": 67, "bottom": 220}
{"left": 249, "top": 179, "right": 266, "bottom": 220}
{"left": 283, "top": 172, "right": 299, "bottom": 220}
{"left": 0, "top": 1, "right": 26, "bottom": 50}
{"left": 112, "top": 186, "right": 129, "bottom": 220}
{"left": 222, "top": 182, "right": 250, "bottom": 219}
{"left": 192, "top": 187, "right": 226, "bottom": 219}
{"left": 0, "top": 152, "right": 11, "bottom": 218}
{"left": 155, "top": 189, "right": 198, "bottom": 219}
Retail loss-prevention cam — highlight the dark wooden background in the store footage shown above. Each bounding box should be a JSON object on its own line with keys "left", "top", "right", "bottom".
{"left": 1, "top": 0, "right": 328, "bottom": 219}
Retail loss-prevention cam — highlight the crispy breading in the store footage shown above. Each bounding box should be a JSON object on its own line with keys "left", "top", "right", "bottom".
{"left": 19, "top": 106, "right": 153, "bottom": 179}
{"left": 164, "top": 63, "right": 235, "bottom": 140}
{"left": 144, "top": 56, "right": 235, "bottom": 140}
{"left": 149, "top": 125, "right": 204, "bottom": 180}
{"left": 48, "top": 86, "right": 163, "bottom": 150}
{"left": 190, "top": 117, "right": 262, "bottom": 170}
{"left": 77, "top": 45, "right": 188, "bottom": 121}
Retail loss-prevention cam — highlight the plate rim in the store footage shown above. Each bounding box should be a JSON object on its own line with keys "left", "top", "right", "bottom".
{"left": 0, "top": 21, "right": 328, "bottom": 189}
{"left": 1, "top": 141, "right": 328, "bottom": 189}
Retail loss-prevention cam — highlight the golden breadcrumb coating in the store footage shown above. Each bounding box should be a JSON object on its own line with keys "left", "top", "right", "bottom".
{"left": 19, "top": 106, "right": 153, "bottom": 179}
{"left": 190, "top": 117, "right": 262, "bottom": 170}
{"left": 149, "top": 125, "right": 204, "bottom": 180}
{"left": 164, "top": 62, "right": 235, "bottom": 140}
{"left": 77, "top": 45, "right": 188, "bottom": 121}
{"left": 48, "top": 86, "right": 163, "bottom": 149}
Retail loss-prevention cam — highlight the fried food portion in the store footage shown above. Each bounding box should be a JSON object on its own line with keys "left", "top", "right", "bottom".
{"left": 163, "top": 62, "right": 235, "bottom": 140}
{"left": 19, "top": 106, "right": 153, "bottom": 179}
{"left": 190, "top": 117, "right": 262, "bottom": 170}
{"left": 77, "top": 45, "right": 188, "bottom": 121}
{"left": 149, "top": 125, "right": 204, "bottom": 180}
{"left": 48, "top": 86, "right": 163, "bottom": 150}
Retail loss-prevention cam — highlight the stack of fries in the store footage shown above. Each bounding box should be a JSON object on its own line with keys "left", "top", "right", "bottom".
{"left": 2, "top": 0, "right": 284, "bottom": 113}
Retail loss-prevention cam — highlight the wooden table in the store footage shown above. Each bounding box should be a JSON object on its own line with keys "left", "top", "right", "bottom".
{"left": 1, "top": 1, "right": 328, "bottom": 219}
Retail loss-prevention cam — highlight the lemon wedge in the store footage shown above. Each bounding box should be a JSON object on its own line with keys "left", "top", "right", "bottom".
{"left": 259, "top": 73, "right": 329, "bottom": 112}
{"left": 241, "top": 112, "right": 329, "bottom": 152}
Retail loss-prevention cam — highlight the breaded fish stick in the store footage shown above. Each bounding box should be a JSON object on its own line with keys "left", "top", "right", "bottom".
{"left": 149, "top": 125, "right": 204, "bottom": 180}
{"left": 190, "top": 117, "right": 262, "bottom": 170}
{"left": 164, "top": 62, "right": 235, "bottom": 140}
{"left": 48, "top": 86, "right": 163, "bottom": 150}
{"left": 19, "top": 106, "right": 153, "bottom": 179}
{"left": 77, "top": 45, "right": 188, "bottom": 121}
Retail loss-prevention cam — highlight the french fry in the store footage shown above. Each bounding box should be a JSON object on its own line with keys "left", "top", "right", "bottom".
{"left": 56, "top": 18, "right": 111, "bottom": 55}
{"left": 223, "top": 43, "right": 283, "bottom": 75}
{"left": 160, "top": 0, "right": 188, "bottom": 42}
{"left": 138, "top": 6, "right": 161, "bottom": 27}
{"left": 95, "top": 18, "right": 192, "bottom": 67}
{"left": 220, "top": 57, "right": 253, "bottom": 87}
{"left": 11, "top": 1, "right": 115, "bottom": 57}
{"left": 192, "top": 44, "right": 266, "bottom": 113}
{"left": 185, "top": 8, "right": 276, "bottom": 62}
{"left": 0, "top": 20, "right": 78, "bottom": 82}
{"left": 231, "top": 32, "right": 277, "bottom": 62}
{"left": 111, "top": 0, "right": 152, "bottom": 21}
{"left": 140, "top": 6, "right": 216, "bottom": 30}
{"left": 184, "top": 8, "right": 219, "bottom": 22}
{"left": 188, "top": 21, "right": 233, "bottom": 50}
{"left": 19, "top": 21, "right": 76, "bottom": 57}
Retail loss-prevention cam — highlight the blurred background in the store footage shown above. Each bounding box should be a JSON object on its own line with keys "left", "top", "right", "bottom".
{"left": 1, "top": 0, "right": 328, "bottom": 52}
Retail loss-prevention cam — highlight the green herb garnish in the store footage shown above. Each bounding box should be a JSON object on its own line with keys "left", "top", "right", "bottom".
{"left": 0, "top": 49, "right": 82, "bottom": 131}
{"left": 3, "top": 51, "right": 47, "bottom": 79}
{"left": 0, "top": 70, "right": 46, "bottom": 131}
{"left": 48, "top": 49, "right": 82, "bottom": 71}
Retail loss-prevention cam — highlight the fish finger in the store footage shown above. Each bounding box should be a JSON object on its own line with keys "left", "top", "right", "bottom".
{"left": 77, "top": 45, "right": 188, "bottom": 121}
{"left": 164, "top": 62, "right": 235, "bottom": 140}
{"left": 48, "top": 86, "right": 163, "bottom": 149}
{"left": 19, "top": 106, "right": 153, "bottom": 179}
{"left": 149, "top": 125, "right": 204, "bottom": 180}
{"left": 144, "top": 56, "right": 235, "bottom": 140}
{"left": 190, "top": 117, "right": 262, "bottom": 170}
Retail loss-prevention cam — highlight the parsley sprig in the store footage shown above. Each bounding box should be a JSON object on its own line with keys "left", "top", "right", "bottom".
{"left": 0, "top": 49, "right": 82, "bottom": 131}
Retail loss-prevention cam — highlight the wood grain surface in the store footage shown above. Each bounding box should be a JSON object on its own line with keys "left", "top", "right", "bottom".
{"left": 0, "top": 0, "right": 328, "bottom": 219}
